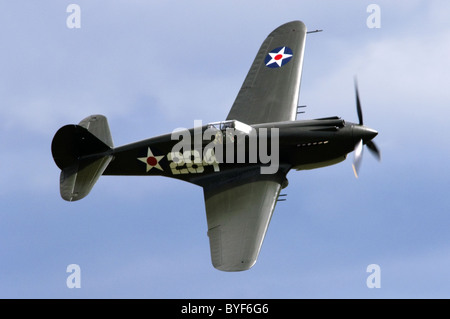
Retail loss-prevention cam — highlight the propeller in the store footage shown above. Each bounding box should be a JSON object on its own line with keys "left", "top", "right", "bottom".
{"left": 352, "top": 139, "right": 364, "bottom": 178}
{"left": 352, "top": 78, "right": 381, "bottom": 178}
{"left": 355, "top": 77, "right": 363, "bottom": 125}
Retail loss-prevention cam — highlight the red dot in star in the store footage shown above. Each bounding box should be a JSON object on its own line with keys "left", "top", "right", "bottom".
{"left": 274, "top": 54, "right": 283, "bottom": 60}
{"left": 147, "top": 156, "right": 157, "bottom": 166}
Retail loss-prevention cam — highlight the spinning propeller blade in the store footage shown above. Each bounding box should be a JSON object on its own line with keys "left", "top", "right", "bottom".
{"left": 355, "top": 77, "right": 363, "bottom": 125}
{"left": 352, "top": 139, "right": 363, "bottom": 178}
{"left": 352, "top": 78, "right": 381, "bottom": 178}
{"left": 366, "top": 140, "right": 381, "bottom": 161}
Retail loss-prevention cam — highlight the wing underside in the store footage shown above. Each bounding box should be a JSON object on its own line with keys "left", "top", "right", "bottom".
{"left": 226, "top": 20, "right": 307, "bottom": 125}
{"left": 203, "top": 170, "right": 288, "bottom": 271}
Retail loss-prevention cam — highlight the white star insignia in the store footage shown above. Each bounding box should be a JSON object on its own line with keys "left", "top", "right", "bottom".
{"left": 265, "top": 47, "right": 293, "bottom": 67}
{"left": 137, "top": 147, "right": 164, "bottom": 172}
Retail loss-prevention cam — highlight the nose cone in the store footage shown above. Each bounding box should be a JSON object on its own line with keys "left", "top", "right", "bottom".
{"left": 353, "top": 125, "right": 378, "bottom": 143}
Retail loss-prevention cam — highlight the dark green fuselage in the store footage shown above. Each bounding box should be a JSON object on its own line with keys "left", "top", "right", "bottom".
{"left": 103, "top": 117, "right": 377, "bottom": 187}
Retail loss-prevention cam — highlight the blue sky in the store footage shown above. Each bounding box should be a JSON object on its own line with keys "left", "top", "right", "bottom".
{"left": 1, "top": 0, "right": 450, "bottom": 298}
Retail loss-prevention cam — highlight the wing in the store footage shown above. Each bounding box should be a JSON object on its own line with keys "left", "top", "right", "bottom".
{"left": 203, "top": 169, "right": 288, "bottom": 271}
{"left": 226, "top": 20, "right": 307, "bottom": 125}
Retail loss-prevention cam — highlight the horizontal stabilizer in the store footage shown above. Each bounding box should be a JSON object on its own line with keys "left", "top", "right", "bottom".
{"left": 59, "top": 156, "right": 113, "bottom": 201}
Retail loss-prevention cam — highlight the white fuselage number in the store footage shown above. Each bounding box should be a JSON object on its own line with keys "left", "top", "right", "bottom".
{"left": 167, "top": 149, "right": 220, "bottom": 175}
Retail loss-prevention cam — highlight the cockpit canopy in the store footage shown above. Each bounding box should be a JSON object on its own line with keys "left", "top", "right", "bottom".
{"left": 207, "top": 120, "right": 254, "bottom": 135}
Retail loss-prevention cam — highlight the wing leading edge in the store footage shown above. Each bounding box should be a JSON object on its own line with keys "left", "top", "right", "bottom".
{"left": 226, "top": 20, "right": 307, "bottom": 125}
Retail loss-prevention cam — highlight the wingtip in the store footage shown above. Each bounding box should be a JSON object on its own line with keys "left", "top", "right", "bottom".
{"left": 269, "top": 20, "right": 306, "bottom": 36}
{"left": 213, "top": 259, "right": 256, "bottom": 272}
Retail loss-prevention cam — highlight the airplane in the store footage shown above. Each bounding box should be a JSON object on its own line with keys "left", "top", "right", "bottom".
{"left": 51, "top": 20, "right": 380, "bottom": 272}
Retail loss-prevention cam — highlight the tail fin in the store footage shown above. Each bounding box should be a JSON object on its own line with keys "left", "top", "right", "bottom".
{"left": 51, "top": 115, "right": 113, "bottom": 201}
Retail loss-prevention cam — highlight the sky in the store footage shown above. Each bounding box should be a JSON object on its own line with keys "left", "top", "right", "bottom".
{"left": 1, "top": 0, "right": 450, "bottom": 299}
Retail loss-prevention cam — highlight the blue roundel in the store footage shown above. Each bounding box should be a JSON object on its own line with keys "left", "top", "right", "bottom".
{"left": 264, "top": 46, "right": 293, "bottom": 68}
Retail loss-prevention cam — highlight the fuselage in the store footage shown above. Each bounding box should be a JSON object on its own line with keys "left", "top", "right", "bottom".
{"left": 102, "top": 116, "right": 377, "bottom": 187}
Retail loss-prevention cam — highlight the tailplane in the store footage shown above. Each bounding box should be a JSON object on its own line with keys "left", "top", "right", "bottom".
{"left": 51, "top": 115, "right": 113, "bottom": 201}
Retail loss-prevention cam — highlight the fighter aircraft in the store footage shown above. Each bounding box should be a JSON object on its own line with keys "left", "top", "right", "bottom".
{"left": 51, "top": 21, "right": 380, "bottom": 271}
